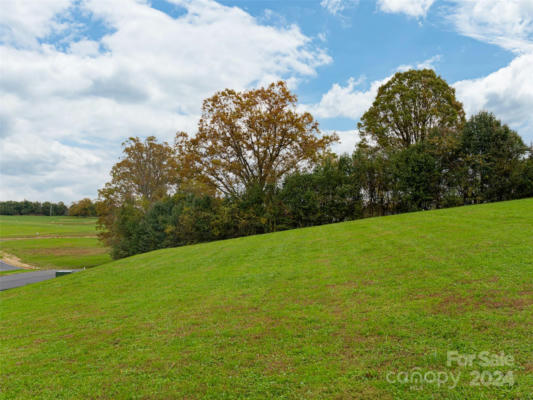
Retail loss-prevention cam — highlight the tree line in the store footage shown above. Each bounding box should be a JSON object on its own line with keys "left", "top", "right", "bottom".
{"left": 0, "top": 200, "right": 68, "bottom": 216}
{"left": 94, "top": 70, "right": 532, "bottom": 258}
{"left": 0, "top": 198, "right": 98, "bottom": 217}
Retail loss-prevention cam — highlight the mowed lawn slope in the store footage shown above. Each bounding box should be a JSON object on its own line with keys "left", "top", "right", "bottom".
{"left": 0, "top": 216, "right": 110, "bottom": 269}
{"left": 1, "top": 199, "right": 532, "bottom": 399}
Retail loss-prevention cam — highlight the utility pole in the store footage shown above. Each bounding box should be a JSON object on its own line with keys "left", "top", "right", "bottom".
{"left": 50, "top": 204, "right": 53, "bottom": 216}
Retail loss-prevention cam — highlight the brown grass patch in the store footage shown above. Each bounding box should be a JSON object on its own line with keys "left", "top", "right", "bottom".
{"left": 261, "top": 354, "right": 292, "bottom": 374}
{"left": 0, "top": 235, "right": 97, "bottom": 241}
{"left": 432, "top": 290, "right": 533, "bottom": 315}
{"left": 457, "top": 276, "right": 500, "bottom": 285}
{"left": 28, "top": 247, "right": 107, "bottom": 256}
{"left": 326, "top": 280, "right": 376, "bottom": 289}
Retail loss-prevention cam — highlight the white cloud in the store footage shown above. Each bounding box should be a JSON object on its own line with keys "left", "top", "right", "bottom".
{"left": 321, "top": 0, "right": 359, "bottom": 16}
{"left": 0, "top": 0, "right": 331, "bottom": 202}
{"left": 304, "top": 55, "right": 440, "bottom": 119}
{"left": 302, "top": 76, "right": 385, "bottom": 119}
{"left": 0, "top": 0, "right": 72, "bottom": 48}
{"left": 449, "top": 0, "right": 533, "bottom": 53}
{"left": 396, "top": 54, "right": 442, "bottom": 71}
{"left": 0, "top": 133, "right": 112, "bottom": 201}
{"left": 68, "top": 39, "right": 100, "bottom": 57}
{"left": 449, "top": 0, "right": 533, "bottom": 142}
{"left": 330, "top": 130, "right": 361, "bottom": 154}
{"left": 322, "top": 0, "right": 434, "bottom": 18}
{"left": 377, "top": 0, "right": 435, "bottom": 18}
{"left": 454, "top": 53, "right": 533, "bottom": 143}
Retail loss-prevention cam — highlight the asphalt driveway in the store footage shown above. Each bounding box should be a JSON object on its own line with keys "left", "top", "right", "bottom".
{"left": 0, "top": 270, "right": 59, "bottom": 290}
{"left": 0, "top": 260, "right": 79, "bottom": 291}
{"left": 0, "top": 260, "right": 22, "bottom": 271}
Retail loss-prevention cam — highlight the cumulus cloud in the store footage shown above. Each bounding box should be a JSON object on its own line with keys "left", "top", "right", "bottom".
{"left": 0, "top": 0, "right": 72, "bottom": 47}
{"left": 0, "top": 133, "right": 112, "bottom": 201}
{"left": 304, "top": 55, "right": 441, "bottom": 120}
{"left": 377, "top": 0, "right": 435, "bottom": 18}
{"left": 454, "top": 53, "right": 533, "bottom": 143}
{"left": 0, "top": 0, "right": 331, "bottom": 202}
{"left": 330, "top": 130, "right": 361, "bottom": 155}
{"left": 302, "top": 76, "right": 384, "bottom": 120}
{"left": 449, "top": 0, "right": 533, "bottom": 142}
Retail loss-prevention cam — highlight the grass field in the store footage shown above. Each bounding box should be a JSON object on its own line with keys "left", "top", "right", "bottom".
{"left": 0, "top": 216, "right": 111, "bottom": 269}
{"left": 1, "top": 199, "right": 532, "bottom": 399}
{"left": 0, "top": 269, "right": 27, "bottom": 277}
{"left": 0, "top": 216, "right": 98, "bottom": 238}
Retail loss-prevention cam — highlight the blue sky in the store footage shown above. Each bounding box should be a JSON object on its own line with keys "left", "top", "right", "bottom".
{"left": 221, "top": 0, "right": 513, "bottom": 103}
{"left": 1, "top": 0, "right": 532, "bottom": 202}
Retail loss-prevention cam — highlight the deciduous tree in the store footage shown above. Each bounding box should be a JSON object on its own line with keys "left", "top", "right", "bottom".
{"left": 97, "top": 136, "right": 178, "bottom": 248}
{"left": 177, "top": 81, "right": 338, "bottom": 196}
{"left": 358, "top": 69, "right": 465, "bottom": 149}
{"left": 69, "top": 198, "right": 97, "bottom": 217}
{"left": 459, "top": 111, "right": 528, "bottom": 202}
{"left": 104, "top": 136, "right": 178, "bottom": 203}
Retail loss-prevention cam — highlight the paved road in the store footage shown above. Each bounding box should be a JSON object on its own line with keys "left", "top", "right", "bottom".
{"left": 0, "top": 260, "right": 22, "bottom": 271}
{"left": 0, "top": 270, "right": 59, "bottom": 291}
{"left": 0, "top": 260, "right": 79, "bottom": 291}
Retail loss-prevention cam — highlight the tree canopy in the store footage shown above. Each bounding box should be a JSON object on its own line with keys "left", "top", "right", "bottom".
{"left": 358, "top": 69, "right": 465, "bottom": 149}
{"left": 177, "top": 81, "right": 338, "bottom": 196}
{"left": 100, "top": 136, "right": 178, "bottom": 205}
{"left": 96, "top": 136, "right": 178, "bottom": 249}
{"left": 460, "top": 111, "right": 528, "bottom": 202}
{"left": 92, "top": 75, "right": 533, "bottom": 260}
{"left": 69, "top": 198, "right": 97, "bottom": 217}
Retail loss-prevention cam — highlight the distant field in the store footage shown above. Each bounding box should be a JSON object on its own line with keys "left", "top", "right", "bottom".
{"left": 0, "top": 215, "right": 98, "bottom": 238}
{"left": 0, "top": 216, "right": 111, "bottom": 269}
{"left": 0, "top": 237, "right": 110, "bottom": 269}
{"left": 1, "top": 199, "right": 531, "bottom": 399}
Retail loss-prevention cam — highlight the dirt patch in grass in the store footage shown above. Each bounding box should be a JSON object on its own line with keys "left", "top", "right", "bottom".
{"left": 0, "top": 235, "right": 97, "bottom": 241}
{"left": 0, "top": 251, "right": 37, "bottom": 269}
{"left": 432, "top": 290, "right": 533, "bottom": 314}
{"left": 457, "top": 276, "right": 500, "bottom": 285}
{"left": 327, "top": 281, "right": 359, "bottom": 289}
{"left": 27, "top": 247, "right": 107, "bottom": 256}
{"left": 327, "top": 280, "right": 377, "bottom": 289}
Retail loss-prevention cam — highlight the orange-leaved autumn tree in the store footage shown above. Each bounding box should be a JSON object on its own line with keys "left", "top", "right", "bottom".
{"left": 69, "top": 198, "right": 97, "bottom": 217}
{"left": 176, "top": 81, "right": 338, "bottom": 196}
{"left": 102, "top": 136, "right": 178, "bottom": 203}
{"left": 96, "top": 136, "right": 178, "bottom": 246}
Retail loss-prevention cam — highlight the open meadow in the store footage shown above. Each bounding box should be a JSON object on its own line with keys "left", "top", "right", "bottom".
{"left": 1, "top": 199, "right": 532, "bottom": 399}
{"left": 0, "top": 216, "right": 111, "bottom": 269}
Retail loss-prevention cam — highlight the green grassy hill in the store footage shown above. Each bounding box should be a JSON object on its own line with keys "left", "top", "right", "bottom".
{"left": 1, "top": 199, "right": 532, "bottom": 399}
